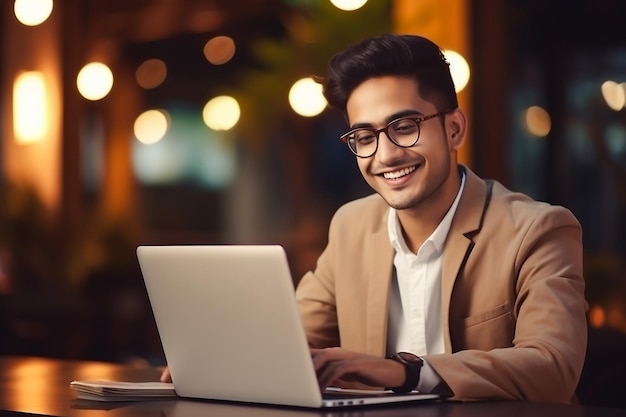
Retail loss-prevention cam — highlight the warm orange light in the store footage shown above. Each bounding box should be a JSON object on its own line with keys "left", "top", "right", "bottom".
{"left": 13, "top": 71, "right": 47, "bottom": 144}
{"left": 7, "top": 358, "right": 56, "bottom": 412}
{"left": 601, "top": 80, "right": 626, "bottom": 111}
{"left": 330, "top": 0, "right": 368, "bottom": 11}
{"left": 203, "top": 95, "right": 240, "bottom": 131}
{"left": 77, "top": 62, "right": 113, "bottom": 101}
{"left": 289, "top": 77, "right": 327, "bottom": 117}
{"left": 134, "top": 109, "right": 169, "bottom": 144}
{"left": 589, "top": 305, "right": 606, "bottom": 328}
{"left": 203, "top": 36, "right": 236, "bottom": 65}
{"left": 523, "top": 106, "right": 552, "bottom": 137}
{"left": 444, "top": 49, "right": 470, "bottom": 93}
{"left": 607, "top": 306, "right": 625, "bottom": 329}
{"left": 136, "top": 59, "right": 167, "bottom": 89}
{"left": 14, "top": 0, "right": 53, "bottom": 26}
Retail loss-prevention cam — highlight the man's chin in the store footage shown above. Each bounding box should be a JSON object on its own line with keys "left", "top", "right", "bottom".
{"left": 378, "top": 193, "right": 422, "bottom": 211}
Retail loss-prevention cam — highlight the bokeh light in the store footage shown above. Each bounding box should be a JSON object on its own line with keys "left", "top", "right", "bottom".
{"left": 444, "top": 50, "right": 470, "bottom": 93}
{"left": 589, "top": 305, "right": 606, "bottom": 328}
{"left": 329, "top": 0, "right": 368, "bottom": 11}
{"left": 132, "top": 105, "right": 237, "bottom": 188}
{"left": 523, "top": 105, "right": 551, "bottom": 137}
{"left": 289, "top": 77, "right": 327, "bottom": 117}
{"left": 14, "top": 0, "right": 53, "bottom": 26}
{"left": 601, "top": 80, "right": 626, "bottom": 111}
{"left": 202, "top": 95, "right": 240, "bottom": 131}
{"left": 77, "top": 62, "right": 114, "bottom": 101}
{"left": 134, "top": 109, "right": 169, "bottom": 145}
{"left": 13, "top": 71, "right": 47, "bottom": 144}
{"left": 203, "top": 36, "right": 236, "bottom": 65}
{"left": 136, "top": 59, "right": 167, "bottom": 89}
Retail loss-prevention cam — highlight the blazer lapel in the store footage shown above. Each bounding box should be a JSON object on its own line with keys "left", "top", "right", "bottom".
{"left": 441, "top": 166, "right": 491, "bottom": 353}
{"left": 365, "top": 209, "right": 394, "bottom": 357}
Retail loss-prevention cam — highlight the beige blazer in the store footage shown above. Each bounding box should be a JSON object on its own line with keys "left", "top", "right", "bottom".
{"left": 296, "top": 166, "right": 587, "bottom": 404}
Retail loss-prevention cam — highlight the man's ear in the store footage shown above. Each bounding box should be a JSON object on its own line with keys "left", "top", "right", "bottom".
{"left": 447, "top": 108, "right": 467, "bottom": 150}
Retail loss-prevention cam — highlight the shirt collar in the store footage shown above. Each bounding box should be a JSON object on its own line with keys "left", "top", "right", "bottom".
{"left": 388, "top": 171, "right": 466, "bottom": 254}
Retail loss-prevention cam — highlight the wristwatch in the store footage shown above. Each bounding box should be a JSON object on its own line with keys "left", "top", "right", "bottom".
{"left": 387, "top": 352, "right": 423, "bottom": 393}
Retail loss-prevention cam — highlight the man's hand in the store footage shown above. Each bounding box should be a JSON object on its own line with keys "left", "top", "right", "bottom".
{"left": 311, "top": 347, "right": 405, "bottom": 391}
{"left": 160, "top": 366, "right": 172, "bottom": 383}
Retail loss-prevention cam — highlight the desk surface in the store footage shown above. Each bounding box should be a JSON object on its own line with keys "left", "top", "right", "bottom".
{"left": 0, "top": 355, "right": 623, "bottom": 417}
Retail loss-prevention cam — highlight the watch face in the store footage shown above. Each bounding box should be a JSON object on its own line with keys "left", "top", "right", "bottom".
{"left": 397, "top": 352, "right": 423, "bottom": 364}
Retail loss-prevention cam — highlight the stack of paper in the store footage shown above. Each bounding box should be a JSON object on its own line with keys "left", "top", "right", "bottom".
{"left": 70, "top": 380, "right": 177, "bottom": 402}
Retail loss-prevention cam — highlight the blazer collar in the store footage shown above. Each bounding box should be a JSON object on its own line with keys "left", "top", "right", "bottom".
{"left": 450, "top": 165, "right": 490, "bottom": 236}
{"left": 365, "top": 203, "right": 395, "bottom": 356}
{"left": 441, "top": 165, "right": 491, "bottom": 352}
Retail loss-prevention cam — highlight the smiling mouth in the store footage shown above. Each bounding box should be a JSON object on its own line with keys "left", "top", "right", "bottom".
{"left": 382, "top": 165, "right": 417, "bottom": 180}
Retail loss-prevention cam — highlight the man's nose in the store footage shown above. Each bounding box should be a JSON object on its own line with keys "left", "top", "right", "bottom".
{"left": 374, "top": 132, "right": 403, "bottom": 162}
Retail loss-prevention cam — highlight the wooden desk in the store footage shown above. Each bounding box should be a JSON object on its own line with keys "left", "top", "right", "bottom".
{"left": 0, "top": 356, "right": 623, "bottom": 417}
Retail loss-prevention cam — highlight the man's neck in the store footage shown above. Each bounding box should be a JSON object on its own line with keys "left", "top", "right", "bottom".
{"left": 396, "top": 169, "right": 463, "bottom": 253}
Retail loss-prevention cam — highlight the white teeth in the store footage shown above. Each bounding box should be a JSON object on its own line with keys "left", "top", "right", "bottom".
{"left": 383, "top": 166, "right": 416, "bottom": 179}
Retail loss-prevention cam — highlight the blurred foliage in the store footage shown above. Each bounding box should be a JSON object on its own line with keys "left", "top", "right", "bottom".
{"left": 234, "top": 0, "right": 392, "bottom": 149}
{"left": 66, "top": 212, "right": 142, "bottom": 289}
{"left": 0, "top": 181, "right": 63, "bottom": 290}
{"left": 0, "top": 179, "right": 140, "bottom": 291}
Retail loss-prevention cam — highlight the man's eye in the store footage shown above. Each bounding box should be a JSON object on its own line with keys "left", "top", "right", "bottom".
{"left": 391, "top": 120, "right": 418, "bottom": 135}
{"left": 354, "top": 131, "right": 376, "bottom": 144}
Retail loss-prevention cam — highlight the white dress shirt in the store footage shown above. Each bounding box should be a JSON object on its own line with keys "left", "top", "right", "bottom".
{"left": 386, "top": 172, "right": 466, "bottom": 391}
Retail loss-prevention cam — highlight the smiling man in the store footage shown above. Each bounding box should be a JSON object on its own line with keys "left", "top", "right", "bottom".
{"left": 297, "top": 34, "right": 588, "bottom": 403}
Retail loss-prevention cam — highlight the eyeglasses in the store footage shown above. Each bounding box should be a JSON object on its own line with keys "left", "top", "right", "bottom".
{"left": 339, "top": 109, "right": 452, "bottom": 158}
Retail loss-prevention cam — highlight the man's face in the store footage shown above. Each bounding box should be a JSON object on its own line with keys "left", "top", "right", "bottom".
{"left": 345, "top": 76, "right": 460, "bottom": 212}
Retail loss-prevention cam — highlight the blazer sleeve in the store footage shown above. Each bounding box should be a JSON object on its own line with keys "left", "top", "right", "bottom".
{"left": 295, "top": 209, "right": 342, "bottom": 349}
{"left": 425, "top": 206, "right": 588, "bottom": 404}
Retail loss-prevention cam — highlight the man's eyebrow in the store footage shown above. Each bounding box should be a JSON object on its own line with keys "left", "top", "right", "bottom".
{"left": 349, "top": 109, "right": 422, "bottom": 130}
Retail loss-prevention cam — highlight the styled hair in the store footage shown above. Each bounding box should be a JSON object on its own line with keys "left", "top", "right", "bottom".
{"left": 322, "top": 34, "right": 458, "bottom": 113}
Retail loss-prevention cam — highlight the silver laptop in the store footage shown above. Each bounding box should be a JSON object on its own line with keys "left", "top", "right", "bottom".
{"left": 137, "top": 245, "right": 442, "bottom": 408}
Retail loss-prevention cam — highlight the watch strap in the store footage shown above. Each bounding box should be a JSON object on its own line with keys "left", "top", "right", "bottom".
{"left": 387, "top": 352, "right": 423, "bottom": 393}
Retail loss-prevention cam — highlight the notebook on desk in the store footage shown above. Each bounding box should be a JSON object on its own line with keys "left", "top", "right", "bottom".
{"left": 137, "top": 245, "right": 443, "bottom": 408}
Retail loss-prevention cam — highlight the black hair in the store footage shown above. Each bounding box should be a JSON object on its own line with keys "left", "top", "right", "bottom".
{"left": 322, "top": 34, "right": 458, "bottom": 113}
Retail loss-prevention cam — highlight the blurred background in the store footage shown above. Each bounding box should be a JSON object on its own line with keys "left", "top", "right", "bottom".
{"left": 1, "top": 0, "right": 625, "bottom": 408}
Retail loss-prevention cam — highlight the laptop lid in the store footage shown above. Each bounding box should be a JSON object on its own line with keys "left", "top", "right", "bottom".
{"left": 137, "top": 245, "right": 441, "bottom": 408}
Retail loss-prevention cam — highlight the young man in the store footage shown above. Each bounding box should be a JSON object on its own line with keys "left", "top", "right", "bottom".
{"left": 298, "top": 34, "right": 587, "bottom": 403}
